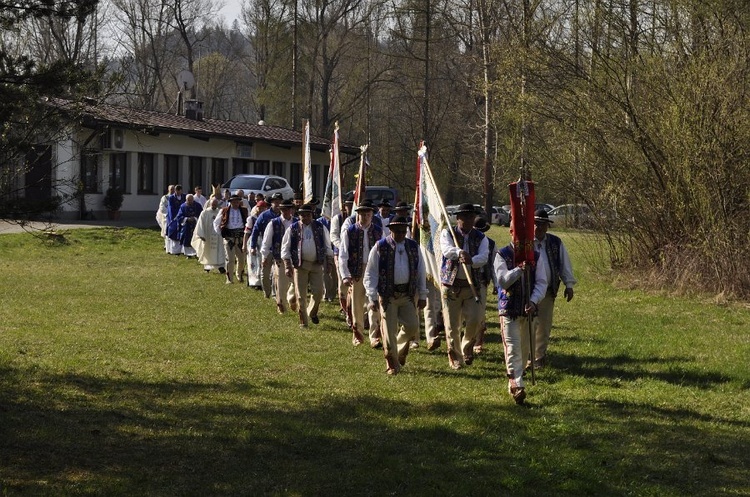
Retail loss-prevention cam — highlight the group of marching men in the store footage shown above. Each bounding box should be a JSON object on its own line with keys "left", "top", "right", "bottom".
{"left": 156, "top": 184, "right": 576, "bottom": 405}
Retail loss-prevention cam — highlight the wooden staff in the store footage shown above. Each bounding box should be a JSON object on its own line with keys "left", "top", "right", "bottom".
{"left": 421, "top": 153, "right": 479, "bottom": 303}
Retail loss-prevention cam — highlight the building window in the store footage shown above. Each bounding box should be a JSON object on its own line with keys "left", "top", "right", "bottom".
{"left": 233, "top": 159, "right": 252, "bottom": 176}
{"left": 109, "top": 153, "right": 128, "bottom": 193}
{"left": 81, "top": 151, "right": 99, "bottom": 193}
{"left": 272, "top": 161, "right": 284, "bottom": 177}
{"left": 138, "top": 153, "right": 156, "bottom": 194}
{"left": 164, "top": 154, "right": 179, "bottom": 186}
{"left": 252, "top": 160, "right": 269, "bottom": 175}
{"left": 289, "top": 163, "right": 301, "bottom": 193}
{"left": 189, "top": 156, "right": 204, "bottom": 192}
{"left": 212, "top": 158, "right": 226, "bottom": 186}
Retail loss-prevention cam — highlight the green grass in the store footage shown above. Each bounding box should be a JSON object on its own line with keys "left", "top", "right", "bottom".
{"left": 0, "top": 226, "right": 748, "bottom": 496}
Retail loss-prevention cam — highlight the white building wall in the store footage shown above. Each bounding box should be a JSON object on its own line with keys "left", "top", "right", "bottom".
{"left": 58, "top": 127, "right": 331, "bottom": 220}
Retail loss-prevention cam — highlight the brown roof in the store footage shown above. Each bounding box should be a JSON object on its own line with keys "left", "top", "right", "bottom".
{"left": 47, "top": 97, "right": 359, "bottom": 154}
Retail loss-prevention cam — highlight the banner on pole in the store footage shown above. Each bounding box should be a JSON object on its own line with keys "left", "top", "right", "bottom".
{"left": 302, "top": 120, "right": 313, "bottom": 203}
{"left": 322, "top": 123, "right": 342, "bottom": 219}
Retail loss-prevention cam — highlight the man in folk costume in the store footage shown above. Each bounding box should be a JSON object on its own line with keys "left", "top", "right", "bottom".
{"left": 376, "top": 200, "right": 394, "bottom": 227}
{"left": 214, "top": 194, "right": 248, "bottom": 284}
{"left": 192, "top": 196, "right": 226, "bottom": 273}
{"left": 330, "top": 193, "right": 355, "bottom": 323}
{"left": 282, "top": 203, "right": 334, "bottom": 328}
{"left": 364, "top": 216, "right": 427, "bottom": 375}
{"left": 261, "top": 198, "right": 298, "bottom": 314}
{"left": 494, "top": 228, "right": 548, "bottom": 404}
{"left": 166, "top": 184, "right": 186, "bottom": 255}
{"left": 312, "top": 197, "right": 337, "bottom": 303}
{"left": 176, "top": 194, "right": 202, "bottom": 258}
{"left": 156, "top": 184, "right": 174, "bottom": 253}
{"left": 531, "top": 209, "right": 576, "bottom": 369}
{"left": 251, "top": 192, "right": 284, "bottom": 297}
{"left": 244, "top": 200, "right": 269, "bottom": 288}
{"left": 339, "top": 199, "right": 384, "bottom": 347}
{"left": 473, "top": 217, "right": 499, "bottom": 355}
{"left": 439, "top": 202, "right": 489, "bottom": 369}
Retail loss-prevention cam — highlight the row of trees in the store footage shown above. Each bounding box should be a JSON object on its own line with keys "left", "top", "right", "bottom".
{"left": 2, "top": 0, "right": 748, "bottom": 296}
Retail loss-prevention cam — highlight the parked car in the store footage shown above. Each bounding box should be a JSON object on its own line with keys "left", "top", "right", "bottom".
{"left": 345, "top": 186, "right": 399, "bottom": 208}
{"left": 222, "top": 174, "right": 295, "bottom": 199}
{"left": 535, "top": 203, "right": 555, "bottom": 213}
{"left": 547, "top": 203, "right": 593, "bottom": 228}
{"left": 493, "top": 206, "right": 510, "bottom": 226}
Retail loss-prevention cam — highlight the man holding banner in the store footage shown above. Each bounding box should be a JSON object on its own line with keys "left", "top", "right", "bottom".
{"left": 494, "top": 230, "right": 548, "bottom": 404}
{"left": 439, "top": 203, "right": 489, "bottom": 370}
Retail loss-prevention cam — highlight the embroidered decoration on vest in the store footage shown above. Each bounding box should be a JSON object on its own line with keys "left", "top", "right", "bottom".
{"left": 346, "top": 224, "right": 383, "bottom": 280}
{"left": 440, "top": 227, "right": 485, "bottom": 286}
{"left": 376, "top": 238, "right": 419, "bottom": 311}
{"left": 497, "top": 245, "right": 540, "bottom": 319}
{"left": 290, "top": 220, "right": 327, "bottom": 268}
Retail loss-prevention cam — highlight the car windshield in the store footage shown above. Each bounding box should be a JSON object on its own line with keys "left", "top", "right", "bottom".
{"left": 228, "top": 177, "right": 265, "bottom": 190}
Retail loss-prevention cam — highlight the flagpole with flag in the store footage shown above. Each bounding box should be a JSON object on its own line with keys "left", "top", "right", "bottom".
{"left": 353, "top": 144, "right": 368, "bottom": 210}
{"left": 417, "top": 144, "right": 479, "bottom": 303}
{"left": 322, "top": 122, "right": 342, "bottom": 220}
{"left": 302, "top": 119, "right": 313, "bottom": 203}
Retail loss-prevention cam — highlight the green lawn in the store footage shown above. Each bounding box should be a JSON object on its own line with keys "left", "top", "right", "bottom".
{"left": 0, "top": 226, "right": 748, "bottom": 496}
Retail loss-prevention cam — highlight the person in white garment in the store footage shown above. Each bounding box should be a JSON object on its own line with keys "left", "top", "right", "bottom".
{"left": 494, "top": 229, "right": 548, "bottom": 405}
{"left": 364, "top": 216, "right": 427, "bottom": 375}
{"left": 339, "top": 199, "right": 384, "bottom": 347}
{"left": 531, "top": 209, "right": 576, "bottom": 369}
{"left": 156, "top": 184, "right": 174, "bottom": 253}
{"left": 193, "top": 186, "right": 207, "bottom": 208}
{"left": 261, "top": 198, "right": 298, "bottom": 314}
{"left": 214, "top": 194, "right": 248, "bottom": 284}
{"left": 282, "top": 204, "right": 334, "bottom": 328}
{"left": 192, "top": 196, "right": 226, "bottom": 274}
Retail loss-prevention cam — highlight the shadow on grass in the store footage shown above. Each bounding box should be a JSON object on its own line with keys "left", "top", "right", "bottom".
{"left": 1, "top": 365, "right": 748, "bottom": 496}
{"left": 551, "top": 352, "right": 733, "bottom": 389}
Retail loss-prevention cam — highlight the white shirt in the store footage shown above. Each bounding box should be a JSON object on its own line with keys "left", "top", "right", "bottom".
{"left": 213, "top": 206, "right": 244, "bottom": 235}
{"left": 281, "top": 221, "right": 333, "bottom": 262}
{"left": 536, "top": 235, "right": 577, "bottom": 289}
{"left": 338, "top": 223, "right": 382, "bottom": 280}
{"left": 364, "top": 238, "right": 428, "bottom": 303}
{"left": 261, "top": 215, "right": 294, "bottom": 259}
{"left": 439, "top": 227, "right": 489, "bottom": 280}
{"left": 193, "top": 194, "right": 207, "bottom": 207}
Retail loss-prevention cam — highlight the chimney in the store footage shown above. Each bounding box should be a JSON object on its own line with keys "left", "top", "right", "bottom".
{"left": 184, "top": 99, "right": 204, "bottom": 121}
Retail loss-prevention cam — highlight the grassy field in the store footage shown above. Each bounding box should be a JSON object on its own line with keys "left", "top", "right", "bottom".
{"left": 0, "top": 226, "right": 748, "bottom": 496}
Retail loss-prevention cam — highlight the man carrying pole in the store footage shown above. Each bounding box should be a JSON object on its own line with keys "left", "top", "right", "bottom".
{"left": 493, "top": 178, "right": 548, "bottom": 404}
{"left": 438, "top": 202, "right": 488, "bottom": 369}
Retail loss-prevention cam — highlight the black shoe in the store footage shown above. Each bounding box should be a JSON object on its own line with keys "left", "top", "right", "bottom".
{"left": 219, "top": 267, "right": 226, "bottom": 274}
{"left": 310, "top": 315, "right": 319, "bottom": 324}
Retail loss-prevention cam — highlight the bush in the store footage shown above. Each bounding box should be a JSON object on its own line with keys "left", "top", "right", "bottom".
{"left": 103, "top": 187, "right": 124, "bottom": 211}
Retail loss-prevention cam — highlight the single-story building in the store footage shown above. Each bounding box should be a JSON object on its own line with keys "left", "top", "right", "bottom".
{"left": 16, "top": 97, "right": 359, "bottom": 221}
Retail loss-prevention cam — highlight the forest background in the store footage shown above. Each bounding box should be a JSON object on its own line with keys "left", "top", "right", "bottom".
{"left": 1, "top": 0, "right": 749, "bottom": 297}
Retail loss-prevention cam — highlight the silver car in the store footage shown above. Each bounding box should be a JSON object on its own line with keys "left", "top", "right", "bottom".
{"left": 222, "top": 174, "right": 295, "bottom": 200}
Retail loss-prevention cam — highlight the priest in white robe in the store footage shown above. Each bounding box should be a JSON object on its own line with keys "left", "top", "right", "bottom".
{"left": 192, "top": 197, "right": 226, "bottom": 273}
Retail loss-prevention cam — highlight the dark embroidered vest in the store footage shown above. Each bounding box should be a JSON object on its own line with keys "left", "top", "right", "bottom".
{"left": 346, "top": 223, "right": 383, "bottom": 280}
{"left": 376, "top": 237, "right": 420, "bottom": 310}
{"left": 440, "top": 227, "right": 485, "bottom": 286}
{"left": 270, "top": 216, "right": 297, "bottom": 261}
{"left": 289, "top": 220, "right": 327, "bottom": 268}
{"left": 497, "top": 245, "right": 540, "bottom": 319}
{"left": 219, "top": 206, "right": 248, "bottom": 238}
{"left": 483, "top": 237, "right": 496, "bottom": 286}
{"left": 542, "top": 234, "right": 562, "bottom": 298}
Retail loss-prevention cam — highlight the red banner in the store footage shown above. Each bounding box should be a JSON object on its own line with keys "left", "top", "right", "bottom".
{"left": 508, "top": 180, "right": 536, "bottom": 266}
